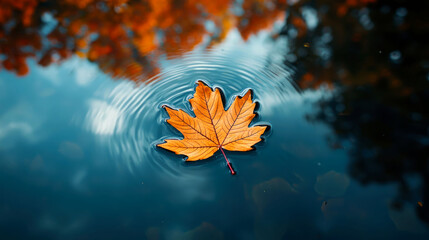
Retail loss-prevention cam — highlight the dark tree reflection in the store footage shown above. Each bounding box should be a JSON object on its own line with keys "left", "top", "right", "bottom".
{"left": 282, "top": 0, "right": 429, "bottom": 222}
{"left": 312, "top": 83, "right": 429, "bottom": 222}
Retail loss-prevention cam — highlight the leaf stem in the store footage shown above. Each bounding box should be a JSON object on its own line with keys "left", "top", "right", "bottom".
{"left": 219, "top": 147, "right": 235, "bottom": 175}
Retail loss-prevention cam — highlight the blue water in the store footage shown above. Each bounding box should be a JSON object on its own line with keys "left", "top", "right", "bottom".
{"left": 1, "top": 39, "right": 428, "bottom": 240}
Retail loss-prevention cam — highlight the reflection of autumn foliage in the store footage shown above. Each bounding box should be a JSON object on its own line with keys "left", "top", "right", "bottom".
{"left": 283, "top": 0, "right": 428, "bottom": 93}
{"left": 282, "top": 0, "right": 381, "bottom": 89}
{"left": 0, "top": 0, "right": 287, "bottom": 79}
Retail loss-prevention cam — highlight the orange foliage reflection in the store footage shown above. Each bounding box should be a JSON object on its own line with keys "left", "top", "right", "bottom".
{"left": 0, "top": 0, "right": 287, "bottom": 80}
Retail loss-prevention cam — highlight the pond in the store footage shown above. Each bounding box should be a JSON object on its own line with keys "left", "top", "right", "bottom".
{"left": 1, "top": 0, "right": 428, "bottom": 239}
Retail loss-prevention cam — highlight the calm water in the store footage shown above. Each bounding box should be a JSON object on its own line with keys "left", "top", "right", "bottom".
{"left": 1, "top": 1, "right": 429, "bottom": 239}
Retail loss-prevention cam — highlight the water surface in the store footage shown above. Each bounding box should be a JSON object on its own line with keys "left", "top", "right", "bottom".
{"left": 1, "top": 0, "right": 428, "bottom": 239}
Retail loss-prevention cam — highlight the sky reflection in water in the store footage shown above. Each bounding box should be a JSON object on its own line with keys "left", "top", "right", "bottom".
{"left": 1, "top": 0, "right": 429, "bottom": 239}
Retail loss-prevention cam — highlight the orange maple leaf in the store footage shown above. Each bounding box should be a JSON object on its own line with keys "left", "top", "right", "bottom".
{"left": 157, "top": 81, "right": 268, "bottom": 174}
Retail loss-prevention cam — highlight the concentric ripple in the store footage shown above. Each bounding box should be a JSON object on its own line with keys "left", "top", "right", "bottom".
{"left": 85, "top": 47, "right": 299, "bottom": 177}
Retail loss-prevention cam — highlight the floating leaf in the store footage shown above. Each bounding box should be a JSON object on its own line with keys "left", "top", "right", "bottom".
{"left": 157, "top": 81, "right": 268, "bottom": 174}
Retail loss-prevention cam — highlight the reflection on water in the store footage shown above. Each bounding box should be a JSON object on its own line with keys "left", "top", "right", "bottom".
{"left": 84, "top": 44, "right": 295, "bottom": 175}
{"left": 314, "top": 171, "right": 350, "bottom": 198}
{"left": 0, "top": 0, "right": 286, "bottom": 80}
{"left": 1, "top": 0, "right": 429, "bottom": 239}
